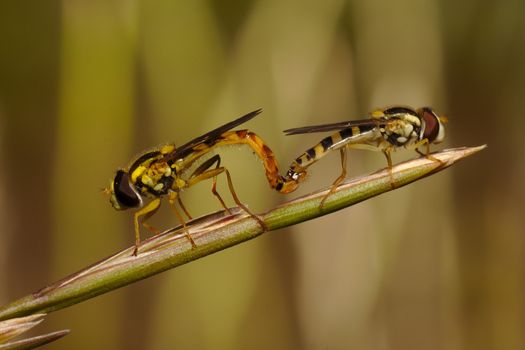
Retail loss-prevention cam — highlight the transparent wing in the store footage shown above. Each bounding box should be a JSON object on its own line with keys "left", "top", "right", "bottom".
{"left": 283, "top": 118, "right": 386, "bottom": 135}
{"left": 164, "top": 109, "right": 262, "bottom": 162}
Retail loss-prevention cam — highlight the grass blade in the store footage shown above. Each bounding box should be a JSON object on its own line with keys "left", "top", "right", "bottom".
{"left": 0, "top": 330, "right": 69, "bottom": 350}
{"left": 0, "top": 146, "right": 485, "bottom": 321}
{"left": 0, "top": 314, "right": 69, "bottom": 350}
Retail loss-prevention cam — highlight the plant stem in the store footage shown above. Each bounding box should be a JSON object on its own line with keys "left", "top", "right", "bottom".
{"left": 0, "top": 146, "right": 485, "bottom": 320}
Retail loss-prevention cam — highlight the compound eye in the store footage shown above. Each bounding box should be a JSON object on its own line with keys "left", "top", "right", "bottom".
{"left": 420, "top": 107, "right": 440, "bottom": 142}
{"left": 113, "top": 170, "right": 142, "bottom": 208}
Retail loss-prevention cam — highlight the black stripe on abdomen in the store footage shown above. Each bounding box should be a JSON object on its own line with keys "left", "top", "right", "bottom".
{"left": 306, "top": 148, "right": 316, "bottom": 160}
{"left": 320, "top": 136, "right": 333, "bottom": 150}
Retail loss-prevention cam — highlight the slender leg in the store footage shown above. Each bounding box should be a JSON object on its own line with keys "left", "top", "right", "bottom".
{"left": 211, "top": 175, "right": 231, "bottom": 215}
{"left": 133, "top": 198, "right": 161, "bottom": 256}
{"left": 414, "top": 139, "right": 443, "bottom": 164}
{"left": 186, "top": 156, "right": 266, "bottom": 230}
{"left": 168, "top": 192, "right": 197, "bottom": 248}
{"left": 382, "top": 149, "right": 396, "bottom": 189}
{"left": 177, "top": 195, "right": 193, "bottom": 220}
{"left": 142, "top": 223, "right": 161, "bottom": 235}
{"left": 320, "top": 148, "right": 347, "bottom": 209}
{"left": 210, "top": 158, "right": 233, "bottom": 215}
{"left": 188, "top": 154, "right": 232, "bottom": 215}
{"left": 414, "top": 139, "right": 429, "bottom": 157}
{"left": 223, "top": 168, "right": 268, "bottom": 231}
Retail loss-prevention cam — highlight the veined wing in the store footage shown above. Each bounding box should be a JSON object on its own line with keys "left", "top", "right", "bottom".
{"left": 164, "top": 109, "right": 262, "bottom": 162}
{"left": 283, "top": 118, "right": 387, "bottom": 135}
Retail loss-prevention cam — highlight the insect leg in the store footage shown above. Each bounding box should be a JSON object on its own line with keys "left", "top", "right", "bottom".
{"left": 133, "top": 198, "right": 161, "bottom": 256}
{"left": 168, "top": 192, "right": 197, "bottom": 248}
{"left": 319, "top": 148, "right": 347, "bottom": 209}
{"left": 188, "top": 154, "right": 232, "bottom": 215}
{"left": 282, "top": 128, "right": 377, "bottom": 193}
{"left": 177, "top": 196, "right": 192, "bottom": 220}
{"left": 223, "top": 167, "right": 268, "bottom": 231}
{"left": 187, "top": 162, "right": 267, "bottom": 230}
{"left": 142, "top": 222, "right": 161, "bottom": 235}
{"left": 412, "top": 139, "right": 443, "bottom": 164}
{"left": 382, "top": 148, "right": 396, "bottom": 189}
{"left": 413, "top": 138, "right": 429, "bottom": 157}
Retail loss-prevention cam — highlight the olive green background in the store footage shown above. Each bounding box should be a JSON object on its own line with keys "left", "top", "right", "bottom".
{"left": 0, "top": 1, "right": 524, "bottom": 349}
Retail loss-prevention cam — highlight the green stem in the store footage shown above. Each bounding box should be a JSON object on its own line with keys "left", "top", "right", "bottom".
{"left": 0, "top": 146, "right": 485, "bottom": 320}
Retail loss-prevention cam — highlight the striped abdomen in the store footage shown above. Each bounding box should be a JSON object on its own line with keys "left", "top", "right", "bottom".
{"left": 279, "top": 124, "right": 378, "bottom": 191}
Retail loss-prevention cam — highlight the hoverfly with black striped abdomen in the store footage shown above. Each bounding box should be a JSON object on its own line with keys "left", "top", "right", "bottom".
{"left": 104, "top": 109, "right": 297, "bottom": 256}
{"left": 278, "top": 106, "right": 447, "bottom": 207}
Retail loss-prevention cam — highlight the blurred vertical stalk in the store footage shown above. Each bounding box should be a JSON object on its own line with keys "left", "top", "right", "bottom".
{"left": 232, "top": 1, "right": 349, "bottom": 348}
{"left": 0, "top": 111, "right": 7, "bottom": 305}
{"left": 345, "top": 0, "right": 455, "bottom": 349}
{"left": 0, "top": 1, "right": 60, "bottom": 303}
{"left": 138, "top": 2, "right": 228, "bottom": 349}
{"left": 443, "top": 0, "right": 525, "bottom": 348}
{"left": 52, "top": 1, "right": 138, "bottom": 349}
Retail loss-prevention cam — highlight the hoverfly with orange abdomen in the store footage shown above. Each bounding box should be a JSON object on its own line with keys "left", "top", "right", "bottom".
{"left": 278, "top": 106, "right": 447, "bottom": 207}
{"left": 104, "top": 109, "right": 297, "bottom": 255}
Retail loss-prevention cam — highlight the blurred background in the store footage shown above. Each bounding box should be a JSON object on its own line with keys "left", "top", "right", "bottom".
{"left": 0, "top": 0, "right": 524, "bottom": 349}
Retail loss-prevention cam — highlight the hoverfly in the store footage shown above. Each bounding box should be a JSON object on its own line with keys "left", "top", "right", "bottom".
{"left": 279, "top": 106, "right": 447, "bottom": 206}
{"left": 105, "top": 109, "right": 297, "bottom": 255}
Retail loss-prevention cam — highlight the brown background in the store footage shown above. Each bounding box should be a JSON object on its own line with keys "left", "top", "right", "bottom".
{"left": 0, "top": 0, "right": 524, "bottom": 349}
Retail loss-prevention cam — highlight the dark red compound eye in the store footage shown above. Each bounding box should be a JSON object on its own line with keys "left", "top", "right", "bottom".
{"left": 421, "top": 107, "right": 440, "bottom": 142}
{"left": 113, "top": 170, "right": 141, "bottom": 208}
